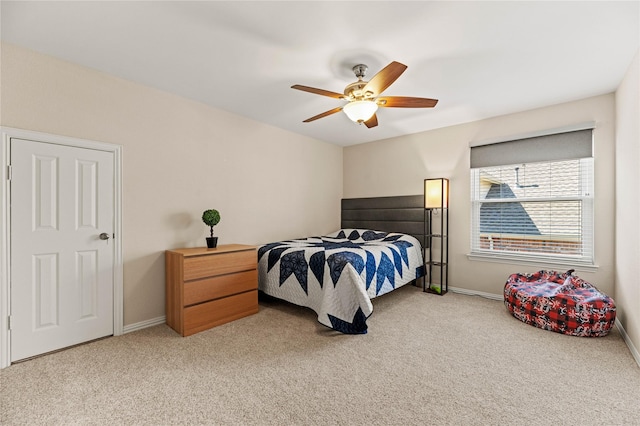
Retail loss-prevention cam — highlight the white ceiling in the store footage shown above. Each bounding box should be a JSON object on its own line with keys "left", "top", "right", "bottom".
{"left": 1, "top": 1, "right": 638, "bottom": 146}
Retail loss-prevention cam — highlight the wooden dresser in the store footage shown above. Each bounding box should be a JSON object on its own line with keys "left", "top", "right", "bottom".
{"left": 165, "top": 244, "right": 258, "bottom": 336}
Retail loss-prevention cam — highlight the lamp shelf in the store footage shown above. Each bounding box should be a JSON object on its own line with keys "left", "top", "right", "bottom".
{"left": 423, "top": 178, "right": 449, "bottom": 296}
{"left": 425, "top": 286, "right": 448, "bottom": 296}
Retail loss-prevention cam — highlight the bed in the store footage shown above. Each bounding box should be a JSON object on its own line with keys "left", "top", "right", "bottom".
{"left": 258, "top": 229, "right": 424, "bottom": 334}
{"left": 258, "top": 194, "right": 426, "bottom": 334}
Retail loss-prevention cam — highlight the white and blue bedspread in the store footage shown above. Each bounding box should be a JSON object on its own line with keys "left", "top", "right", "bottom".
{"left": 258, "top": 229, "right": 424, "bottom": 334}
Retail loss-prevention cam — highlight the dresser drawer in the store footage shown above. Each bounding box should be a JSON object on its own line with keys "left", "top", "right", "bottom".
{"left": 183, "top": 269, "right": 257, "bottom": 306}
{"left": 183, "top": 290, "right": 258, "bottom": 336}
{"left": 183, "top": 249, "right": 256, "bottom": 281}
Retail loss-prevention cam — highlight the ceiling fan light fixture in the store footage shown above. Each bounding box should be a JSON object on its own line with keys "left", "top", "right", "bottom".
{"left": 343, "top": 100, "right": 378, "bottom": 123}
{"left": 291, "top": 61, "right": 437, "bottom": 129}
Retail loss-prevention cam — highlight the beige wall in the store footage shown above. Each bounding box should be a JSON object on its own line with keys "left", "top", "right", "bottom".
{"left": 344, "top": 94, "right": 616, "bottom": 297}
{"left": 615, "top": 49, "right": 640, "bottom": 358}
{"left": 1, "top": 43, "right": 343, "bottom": 326}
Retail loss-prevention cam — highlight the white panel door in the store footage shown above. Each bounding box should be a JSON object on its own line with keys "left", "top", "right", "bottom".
{"left": 10, "top": 138, "right": 114, "bottom": 361}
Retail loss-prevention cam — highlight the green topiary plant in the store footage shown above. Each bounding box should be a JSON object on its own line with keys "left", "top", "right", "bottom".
{"left": 202, "top": 209, "right": 221, "bottom": 237}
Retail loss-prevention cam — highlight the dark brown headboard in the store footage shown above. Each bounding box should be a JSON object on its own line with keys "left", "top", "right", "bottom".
{"left": 341, "top": 195, "right": 425, "bottom": 247}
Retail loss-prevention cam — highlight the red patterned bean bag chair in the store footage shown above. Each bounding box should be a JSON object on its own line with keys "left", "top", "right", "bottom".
{"left": 504, "top": 270, "right": 616, "bottom": 337}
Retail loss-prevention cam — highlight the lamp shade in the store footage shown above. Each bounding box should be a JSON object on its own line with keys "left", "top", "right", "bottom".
{"left": 343, "top": 100, "right": 378, "bottom": 123}
{"left": 424, "top": 178, "right": 449, "bottom": 209}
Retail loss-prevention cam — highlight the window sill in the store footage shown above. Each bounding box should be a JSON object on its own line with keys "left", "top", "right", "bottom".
{"left": 466, "top": 252, "right": 598, "bottom": 273}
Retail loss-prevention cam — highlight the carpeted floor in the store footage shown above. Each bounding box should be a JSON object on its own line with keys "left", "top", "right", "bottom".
{"left": 1, "top": 285, "right": 639, "bottom": 425}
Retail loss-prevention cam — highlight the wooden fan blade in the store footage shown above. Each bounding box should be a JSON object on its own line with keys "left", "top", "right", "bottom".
{"left": 362, "top": 61, "right": 407, "bottom": 96}
{"left": 303, "top": 106, "right": 343, "bottom": 123}
{"left": 377, "top": 96, "right": 438, "bottom": 108}
{"left": 291, "top": 84, "right": 345, "bottom": 99}
{"left": 364, "top": 114, "right": 378, "bottom": 128}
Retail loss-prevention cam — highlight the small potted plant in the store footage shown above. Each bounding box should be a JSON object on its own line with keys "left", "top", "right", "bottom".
{"left": 202, "top": 209, "right": 221, "bottom": 248}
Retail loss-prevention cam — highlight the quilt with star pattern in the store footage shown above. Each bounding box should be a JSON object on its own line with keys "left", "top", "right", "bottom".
{"left": 257, "top": 229, "right": 424, "bottom": 334}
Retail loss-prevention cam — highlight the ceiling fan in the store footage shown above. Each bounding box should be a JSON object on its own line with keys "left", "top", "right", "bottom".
{"left": 291, "top": 61, "right": 438, "bottom": 129}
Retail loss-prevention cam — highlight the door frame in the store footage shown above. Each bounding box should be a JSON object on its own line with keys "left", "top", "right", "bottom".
{"left": 0, "top": 127, "right": 123, "bottom": 369}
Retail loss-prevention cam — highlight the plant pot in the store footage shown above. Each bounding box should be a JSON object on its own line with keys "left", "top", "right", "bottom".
{"left": 206, "top": 237, "right": 218, "bottom": 248}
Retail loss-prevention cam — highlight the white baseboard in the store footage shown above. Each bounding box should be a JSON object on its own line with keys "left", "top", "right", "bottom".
{"left": 449, "top": 286, "right": 503, "bottom": 301}
{"left": 615, "top": 318, "right": 640, "bottom": 369}
{"left": 123, "top": 316, "right": 166, "bottom": 334}
{"left": 450, "top": 287, "right": 640, "bottom": 370}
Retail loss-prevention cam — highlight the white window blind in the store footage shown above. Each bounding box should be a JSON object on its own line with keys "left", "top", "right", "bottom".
{"left": 470, "top": 128, "right": 594, "bottom": 265}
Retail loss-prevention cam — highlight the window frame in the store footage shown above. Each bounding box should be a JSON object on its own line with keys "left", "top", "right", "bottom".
{"left": 468, "top": 155, "right": 596, "bottom": 272}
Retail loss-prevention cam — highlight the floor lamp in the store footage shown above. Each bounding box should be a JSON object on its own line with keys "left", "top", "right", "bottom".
{"left": 424, "top": 178, "right": 449, "bottom": 295}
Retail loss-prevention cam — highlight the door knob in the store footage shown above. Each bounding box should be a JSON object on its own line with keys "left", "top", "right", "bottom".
{"left": 99, "top": 233, "right": 111, "bottom": 240}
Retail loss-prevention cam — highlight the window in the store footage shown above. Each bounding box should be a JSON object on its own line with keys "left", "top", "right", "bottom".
{"left": 470, "top": 128, "right": 594, "bottom": 266}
